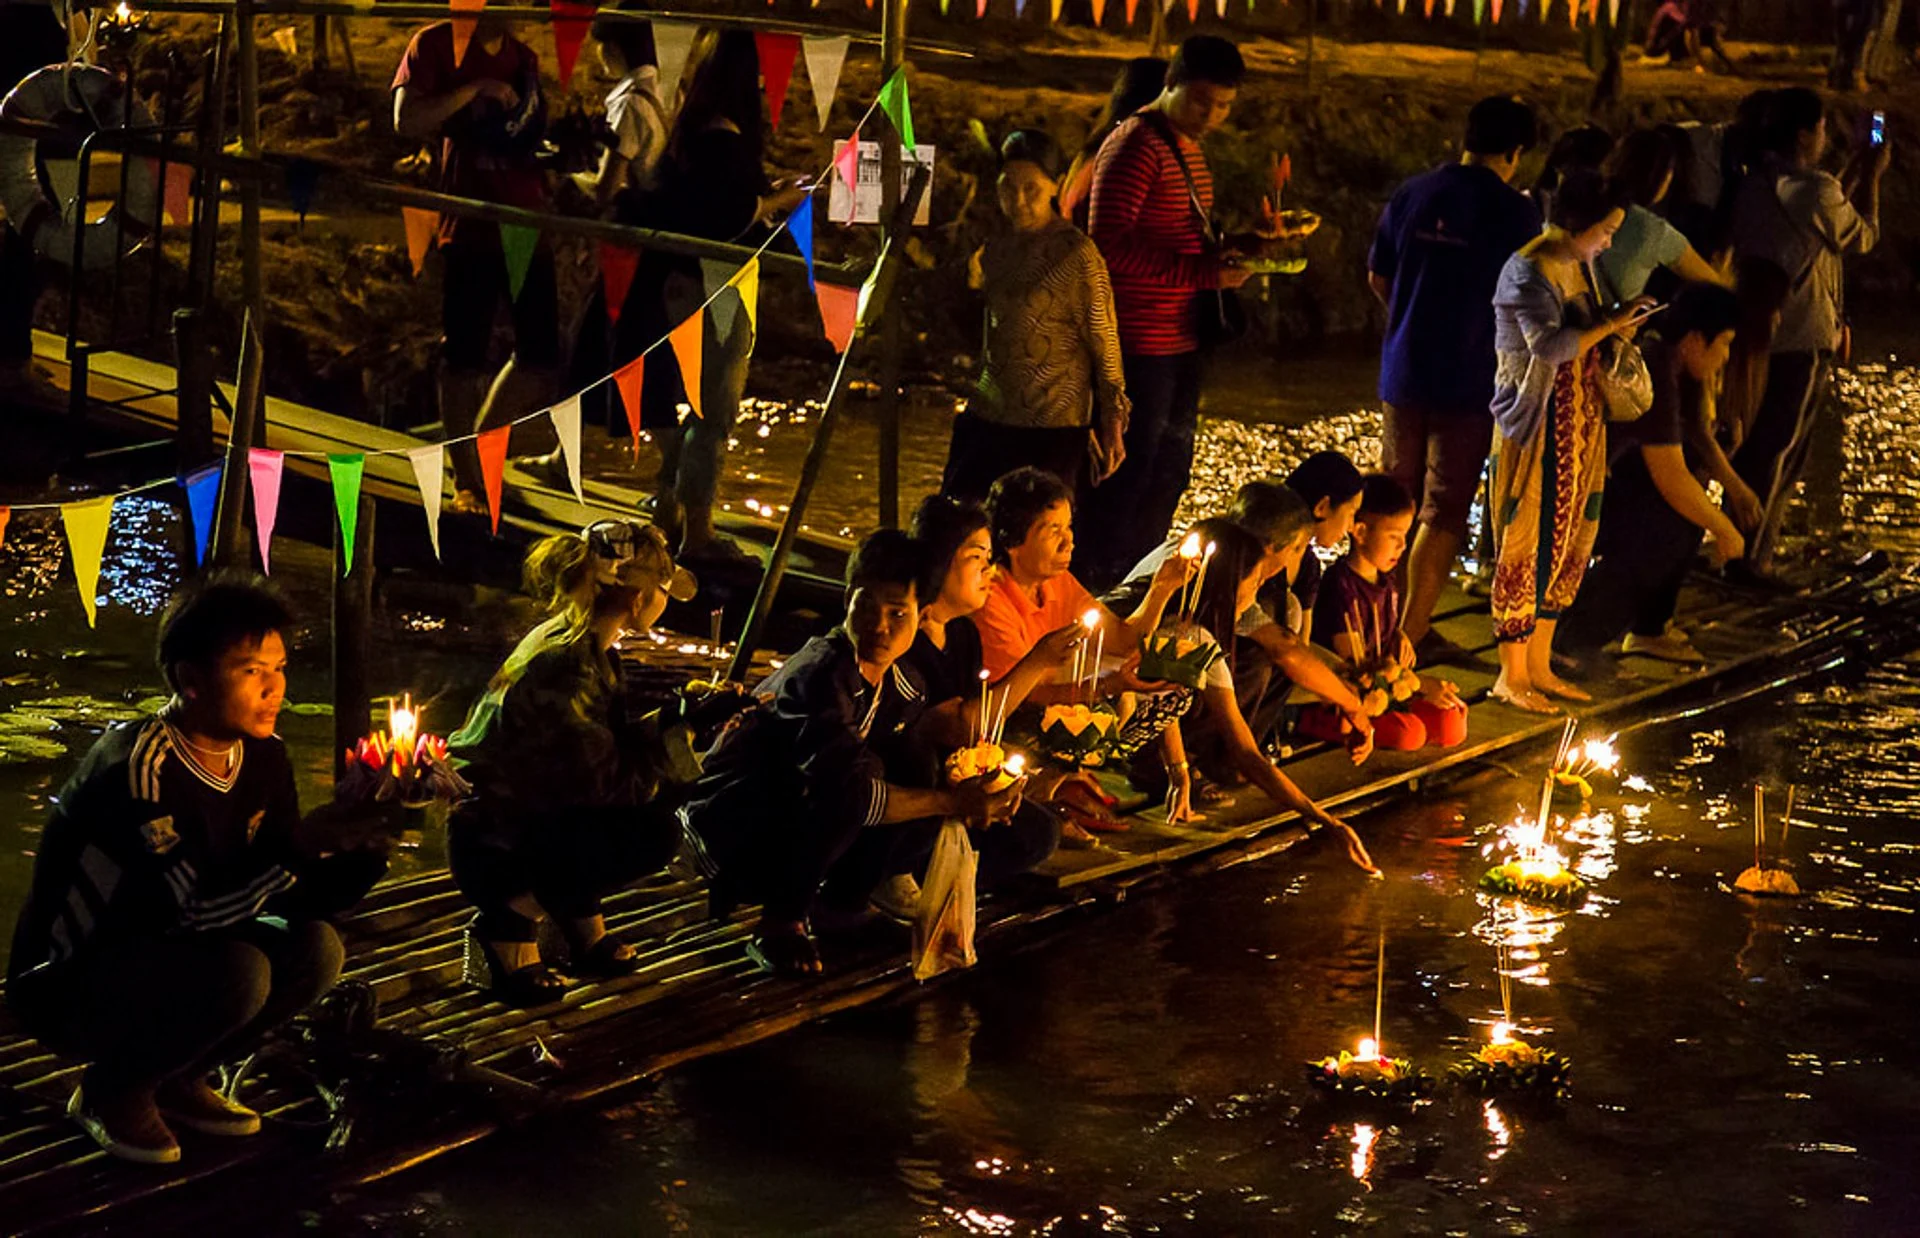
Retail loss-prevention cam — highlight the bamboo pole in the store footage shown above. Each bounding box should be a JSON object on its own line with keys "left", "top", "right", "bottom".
{"left": 875, "top": 0, "right": 908, "bottom": 529}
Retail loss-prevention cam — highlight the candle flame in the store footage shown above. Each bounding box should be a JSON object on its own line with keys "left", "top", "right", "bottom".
{"left": 114, "top": 1, "right": 131, "bottom": 18}
{"left": 1178, "top": 532, "right": 1203, "bottom": 559}
{"left": 1080, "top": 608, "right": 1100, "bottom": 630}
{"left": 1579, "top": 737, "right": 1620, "bottom": 772}
{"left": 388, "top": 694, "right": 419, "bottom": 755}
{"left": 1003, "top": 753, "right": 1025, "bottom": 777}
{"left": 1357, "top": 1036, "right": 1379, "bottom": 1060}
{"left": 1203, "top": 540, "right": 1217, "bottom": 557}
{"left": 1491, "top": 1021, "right": 1513, "bottom": 1045}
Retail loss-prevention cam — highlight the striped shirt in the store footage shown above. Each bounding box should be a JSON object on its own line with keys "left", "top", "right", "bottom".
{"left": 1088, "top": 113, "right": 1218, "bottom": 357}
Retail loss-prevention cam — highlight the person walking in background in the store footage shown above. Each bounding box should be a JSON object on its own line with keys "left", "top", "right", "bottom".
{"left": 1486, "top": 171, "right": 1653, "bottom": 714}
{"left": 1081, "top": 37, "right": 1306, "bottom": 590}
{"left": 1729, "top": 87, "right": 1887, "bottom": 574}
{"left": 1368, "top": 95, "right": 1542, "bottom": 667}
{"left": 943, "top": 130, "right": 1129, "bottom": 504}
{"left": 393, "top": 13, "right": 560, "bottom": 516}
{"left": 1645, "top": 0, "right": 1736, "bottom": 73}
{"left": 1059, "top": 57, "right": 1167, "bottom": 232}
{"left": 626, "top": 30, "right": 809, "bottom": 564}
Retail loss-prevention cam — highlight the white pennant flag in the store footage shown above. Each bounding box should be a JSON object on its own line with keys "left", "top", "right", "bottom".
{"left": 406, "top": 445, "right": 445, "bottom": 561}
{"left": 548, "top": 395, "right": 585, "bottom": 502}
{"left": 802, "top": 36, "right": 849, "bottom": 133}
{"left": 654, "top": 21, "right": 698, "bottom": 114}
{"left": 1607, "top": 0, "right": 1619, "bottom": 21}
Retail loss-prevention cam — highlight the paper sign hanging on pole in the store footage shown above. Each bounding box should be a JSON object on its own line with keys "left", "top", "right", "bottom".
{"left": 613, "top": 357, "right": 646, "bottom": 458}
{"left": 402, "top": 207, "right": 437, "bottom": 276}
{"left": 181, "top": 463, "right": 221, "bottom": 568}
{"left": 450, "top": 0, "right": 486, "bottom": 65}
{"left": 61, "top": 496, "right": 115, "bottom": 628}
{"left": 328, "top": 454, "right": 365, "bottom": 576}
{"left": 877, "top": 68, "right": 915, "bottom": 149}
{"left": 600, "top": 242, "right": 639, "bottom": 324}
{"left": 476, "top": 425, "right": 511, "bottom": 534}
{"left": 653, "top": 21, "right": 697, "bottom": 110}
{"left": 802, "top": 35, "right": 849, "bottom": 131}
{"left": 827, "top": 143, "right": 937, "bottom": 226}
{"left": 789, "top": 195, "right": 815, "bottom": 288}
{"left": 816, "top": 282, "right": 858, "bottom": 353}
{"left": 407, "top": 445, "right": 445, "bottom": 560}
{"left": 500, "top": 223, "right": 540, "bottom": 302}
{"left": 550, "top": 0, "right": 596, "bottom": 89}
{"left": 754, "top": 33, "right": 800, "bottom": 129}
{"left": 548, "top": 395, "right": 585, "bottom": 502}
{"left": 248, "top": 448, "right": 284, "bottom": 573}
{"left": 667, "top": 313, "right": 705, "bottom": 420}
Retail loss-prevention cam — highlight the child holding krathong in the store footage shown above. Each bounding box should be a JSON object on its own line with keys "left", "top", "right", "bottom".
{"left": 1307, "top": 475, "right": 1467, "bottom": 752}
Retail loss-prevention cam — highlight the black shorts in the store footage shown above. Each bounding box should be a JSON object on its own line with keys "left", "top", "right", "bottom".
{"left": 439, "top": 232, "right": 561, "bottom": 372}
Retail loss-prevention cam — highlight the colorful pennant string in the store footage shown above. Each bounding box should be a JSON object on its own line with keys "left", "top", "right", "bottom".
{"left": 248, "top": 448, "right": 284, "bottom": 573}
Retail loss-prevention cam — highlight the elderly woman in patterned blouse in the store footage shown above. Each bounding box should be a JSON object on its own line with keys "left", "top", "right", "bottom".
{"left": 942, "top": 129, "right": 1130, "bottom": 503}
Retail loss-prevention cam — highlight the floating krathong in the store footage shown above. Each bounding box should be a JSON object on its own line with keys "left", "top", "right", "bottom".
{"left": 1734, "top": 784, "right": 1802, "bottom": 898}
{"left": 338, "top": 694, "right": 470, "bottom": 809}
{"left": 1480, "top": 809, "right": 1588, "bottom": 909}
{"left": 1307, "top": 1037, "right": 1435, "bottom": 1103}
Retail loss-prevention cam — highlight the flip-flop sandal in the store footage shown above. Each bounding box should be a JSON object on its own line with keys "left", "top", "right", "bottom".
{"left": 1058, "top": 818, "right": 1101, "bottom": 849}
{"left": 1055, "top": 781, "right": 1122, "bottom": 819}
{"left": 1191, "top": 779, "right": 1237, "bottom": 811}
{"left": 746, "top": 924, "right": 823, "bottom": 977}
{"left": 1061, "top": 799, "right": 1129, "bottom": 834}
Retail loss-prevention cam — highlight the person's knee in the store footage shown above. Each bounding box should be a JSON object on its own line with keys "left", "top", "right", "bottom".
{"left": 201, "top": 941, "right": 276, "bottom": 1032}
{"left": 282, "top": 920, "right": 346, "bottom": 1006}
{"left": 1373, "top": 711, "right": 1427, "bottom": 751}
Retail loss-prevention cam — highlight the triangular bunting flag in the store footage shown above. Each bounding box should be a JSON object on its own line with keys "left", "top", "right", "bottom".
{"left": 1126, "top": 0, "right": 1140, "bottom": 20}
{"left": 941, "top": 0, "right": 950, "bottom": 13}
{"left": 1186, "top": 0, "right": 1199, "bottom": 22}
{"left": 702, "top": 259, "right": 743, "bottom": 343}
{"left": 753, "top": 33, "right": 800, "bottom": 129}
{"left": 816, "top": 282, "right": 858, "bottom": 353}
{"left": 833, "top": 131, "right": 860, "bottom": 198}
{"left": 285, "top": 158, "right": 320, "bottom": 222}
{"left": 977, "top": 0, "right": 988, "bottom": 16}
{"left": 790, "top": 195, "right": 815, "bottom": 288}
{"left": 1492, "top": 0, "right": 1503, "bottom": 18}
{"left": 601, "top": 242, "right": 639, "bottom": 325}
{"left": 500, "top": 223, "right": 540, "bottom": 302}
{"left": 877, "top": 68, "right": 915, "bottom": 150}
{"left": 247, "top": 448, "right": 283, "bottom": 573}
{"left": 1607, "top": 0, "right": 1619, "bottom": 21}
{"left": 1014, "top": 0, "right": 1026, "bottom": 15}
{"left": 450, "top": 0, "right": 486, "bottom": 65}
{"left": 1215, "top": 0, "right": 1226, "bottom": 15}
{"left": 1092, "top": 0, "right": 1107, "bottom": 22}
{"left": 328, "top": 454, "right": 366, "bottom": 575}
{"left": 162, "top": 163, "right": 193, "bottom": 227}
{"left": 803, "top": 36, "right": 850, "bottom": 132}
{"left": 1424, "top": 0, "right": 1435, "bottom": 15}
{"left": 551, "top": 0, "right": 597, "bottom": 90}
{"left": 1445, "top": 0, "right": 1457, "bottom": 14}
{"left": 181, "top": 462, "right": 221, "bottom": 568}
{"left": 654, "top": 21, "right": 697, "bottom": 110}
{"left": 476, "top": 425, "right": 511, "bottom": 534}
{"left": 407, "top": 445, "right": 445, "bottom": 560}
{"left": 548, "top": 395, "right": 585, "bottom": 502}
{"left": 1474, "top": 0, "right": 1485, "bottom": 19}
{"left": 613, "top": 357, "right": 646, "bottom": 459}
{"left": 402, "top": 207, "right": 437, "bottom": 276}
{"left": 1571, "top": 0, "right": 1581, "bottom": 27}
{"left": 0, "top": 507, "right": 9, "bottom": 549}
{"left": 1051, "top": 0, "right": 1063, "bottom": 19}
{"left": 61, "top": 496, "right": 114, "bottom": 628}
{"left": 667, "top": 313, "right": 705, "bottom": 419}
{"left": 732, "top": 257, "right": 761, "bottom": 337}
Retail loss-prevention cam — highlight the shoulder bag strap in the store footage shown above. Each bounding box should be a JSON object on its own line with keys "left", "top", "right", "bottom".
{"left": 1137, "top": 110, "right": 1221, "bottom": 248}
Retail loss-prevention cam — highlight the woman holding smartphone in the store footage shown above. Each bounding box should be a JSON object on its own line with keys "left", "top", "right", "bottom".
{"left": 1485, "top": 170, "right": 1653, "bottom": 714}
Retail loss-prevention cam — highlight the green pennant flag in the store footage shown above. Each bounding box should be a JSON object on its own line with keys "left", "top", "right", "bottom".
{"left": 1474, "top": 0, "right": 1486, "bottom": 18}
{"left": 328, "top": 453, "right": 366, "bottom": 576}
{"left": 500, "top": 223, "right": 541, "bottom": 303}
{"left": 877, "top": 68, "right": 915, "bottom": 150}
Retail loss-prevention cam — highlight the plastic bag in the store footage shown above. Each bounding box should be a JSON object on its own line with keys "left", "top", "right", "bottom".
{"left": 912, "top": 821, "right": 978, "bottom": 982}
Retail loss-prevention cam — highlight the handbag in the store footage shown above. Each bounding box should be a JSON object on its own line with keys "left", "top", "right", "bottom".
{"left": 1585, "top": 264, "right": 1655, "bottom": 422}
{"left": 1139, "top": 112, "right": 1247, "bottom": 350}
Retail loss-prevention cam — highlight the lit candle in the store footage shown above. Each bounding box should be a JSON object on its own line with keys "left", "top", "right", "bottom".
{"left": 388, "top": 694, "right": 419, "bottom": 763}
{"left": 1003, "top": 752, "right": 1025, "bottom": 778}
{"left": 978, "top": 669, "right": 990, "bottom": 746}
{"left": 1357, "top": 1036, "right": 1380, "bottom": 1061}
{"left": 1177, "top": 532, "right": 1202, "bottom": 619}
{"left": 1490, "top": 1021, "right": 1513, "bottom": 1046}
{"left": 1187, "top": 541, "right": 1217, "bottom": 626}
{"left": 1080, "top": 609, "right": 1101, "bottom": 703}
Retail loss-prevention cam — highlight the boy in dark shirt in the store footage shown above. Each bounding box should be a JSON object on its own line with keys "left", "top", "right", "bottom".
{"left": 7, "top": 576, "right": 391, "bottom": 1164}
{"left": 682, "top": 531, "right": 1024, "bottom": 977}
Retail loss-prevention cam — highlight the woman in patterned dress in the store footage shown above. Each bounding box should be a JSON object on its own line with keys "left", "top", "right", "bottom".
{"left": 1487, "top": 171, "right": 1653, "bottom": 714}
{"left": 942, "top": 129, "right": 1130, "bottom": 503}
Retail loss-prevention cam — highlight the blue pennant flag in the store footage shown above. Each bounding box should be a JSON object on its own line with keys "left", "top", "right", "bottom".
{"left": 181, "top": 462, "right": 221, "bottom": 567}
{"left": 790, "top": 195, "right": 815, "bottom": 290}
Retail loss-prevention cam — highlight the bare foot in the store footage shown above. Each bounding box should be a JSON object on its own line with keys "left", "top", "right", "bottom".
{"left": 1534, "top": 675, "right": 1592, "bottom": 703}
{"left": 1490, "top": 676, "right": 1559, "bottom": 715}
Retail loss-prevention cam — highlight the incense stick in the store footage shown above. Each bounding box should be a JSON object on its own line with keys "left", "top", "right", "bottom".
{"left": 1372, "top": 927, "right": 1386, "bottom": 1052}
{"left": 1753, "top": 785, "right": 1765, "bottom": 871}
{"left": 1779, "top": 783, "right": 1796, "bottom": 856}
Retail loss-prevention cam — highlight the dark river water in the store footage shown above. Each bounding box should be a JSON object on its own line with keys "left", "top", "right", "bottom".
{"left": 2, "top": 349, "right": 1918, "bottom": 1233}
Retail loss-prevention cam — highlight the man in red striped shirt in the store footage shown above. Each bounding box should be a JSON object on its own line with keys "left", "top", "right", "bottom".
{"left": 1078, "top": 37, "right": 1254, "bottom": 589}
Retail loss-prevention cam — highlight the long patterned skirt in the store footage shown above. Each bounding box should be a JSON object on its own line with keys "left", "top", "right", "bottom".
{"left": 1489, "top": 358, "right": 1609, "bottom": 644}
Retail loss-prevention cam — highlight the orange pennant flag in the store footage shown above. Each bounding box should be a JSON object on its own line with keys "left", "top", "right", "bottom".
{"left": 402, "top": 207, "right": 438, "bottom": 276}
{"left": 450, "top": 0, "right": 487, "bottom": 65}
{"left": 475, "top": 424, "right": 511, "bottom": 534}
{"left": 600, "top": 242, "right": 639, "bottom": 325}
{"left": 613, "top": 356, "right": 646, "bottom": 459}
{"left": 667, "top": 313, "right": 704, "bottom": 420}
{"left": 1126, "top": 0, "right": 1140, "bottom": 20}
{"left": 816, "top": 282, "right": 859, "bottom": 353}
{"left": 1091, "top": 0, "right": 1106, "bottom": 21}
{"left": 0, "top": 506, "right": 9, "bottom": 548}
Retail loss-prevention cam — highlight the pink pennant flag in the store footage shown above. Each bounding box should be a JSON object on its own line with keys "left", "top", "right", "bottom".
{"left": 476, "top": 424, "right": 511, "bottom": 534}
{"left": 668, "top": 313, "right": 705, "bottom": 420}
{"left": 816, "top": 282, "right": 858, "bottom": 353}
{"left": 247, "top": 447, "right": 284, "bottom": 573}
{"left": 600, "top": 242, "right": 639, "bottom": 325}
{"left": 753, "top": 33, "right": 800, "bottom": 129}
{"left": 834, "top": 130, "right": 860, "bottom": 199}
{"left": 450, "top": 0, "right": 486, "bottom": 65}
{"left": 613, "top": 357, "right": 646, "bottom": 459}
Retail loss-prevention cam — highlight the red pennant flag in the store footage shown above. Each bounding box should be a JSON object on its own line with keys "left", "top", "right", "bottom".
{"left": 668, "top": 313, "right": 704, "bottom": 420}
{"left": 450, "top": 0, "right": 486, "bottom": 65}
{"left": 551, "top": 0, "right": 597, "bottom": 90}
{"left": 613, "top": 356, "right": 646, "bottom": 458}
{"left": 816, "top": 283, "right": 858, "bottom": 353}
{"left": 475, "top": 424, "right": 511, "bottom": 534}
{"left": 1186, "top": 0, "right": 1198, "bottom": 18}
{"left": 161, "top": 163, "right": 193, "bottom": 227}
{"left": 753, "top": 33, "right": 801, "bottom": 130}
{"left": 600, "top": 242, "right": 639, "bottom": 325}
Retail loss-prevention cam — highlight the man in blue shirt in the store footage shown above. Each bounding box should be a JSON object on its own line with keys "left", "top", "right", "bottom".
{"left": 1367, "top": 97, "right": 1541, "bottom": 665}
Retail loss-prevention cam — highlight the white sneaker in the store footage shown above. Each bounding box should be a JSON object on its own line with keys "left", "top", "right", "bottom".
{"left": 869, "top": 874, "right": 922, "bottom": 923}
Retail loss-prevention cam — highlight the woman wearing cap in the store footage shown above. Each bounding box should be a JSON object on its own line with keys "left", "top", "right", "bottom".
{"left": 942, "top": 128, "right": 1130, "bottom": 503}
{"left": 447, "top": 520, "right": 710, "bottom": 1006}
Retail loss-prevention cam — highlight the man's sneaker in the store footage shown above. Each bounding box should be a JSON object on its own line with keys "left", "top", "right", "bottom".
{"left": 69, "top": 1085, "right": 181, "bottom": 1164}
{"left": 1621, "top": 628, "right": 1706, "bottom": 666}
{"left": 156, "top": 1075, "right": 262, "bottom": 1137}
{"left": 869, "top": 874, "right": 922, "bottom": 924}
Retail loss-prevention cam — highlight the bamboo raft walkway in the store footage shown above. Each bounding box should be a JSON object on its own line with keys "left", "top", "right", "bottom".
{"left": 3, "top": 557, "right": 1915, "bottom": 1233}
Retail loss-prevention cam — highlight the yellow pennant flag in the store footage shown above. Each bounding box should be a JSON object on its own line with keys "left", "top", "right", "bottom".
{"left": 61, "top": 496, "right": 115, "bottom": 628}
{"left": 731, "top": 257, "right": 761, "bottom": 338}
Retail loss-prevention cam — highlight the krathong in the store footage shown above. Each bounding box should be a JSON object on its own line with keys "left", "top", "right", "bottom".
{"left": 1480, "top": 809, "right": 1588, "bottom": 910}
{"left": 1038, "top": 703, "right": 1119, "bottom": 767}
{"left": 338, "top": 694, "right": 469, "bottom": 808}
{"left": 944, "top": 743, "right": 1026, "bottom": 794}
{"left": 1136, "top": 627, "right": 1224, "bottom": 691}
{"left": 1308, "top": 935, "right": 1434, "bottom": 1102}
{"left": 1451, "top": 1021, "right": 1573, "bottom": 1100}
{"left": 1734, "top": 784, "right": 1802, "bottom": 897}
